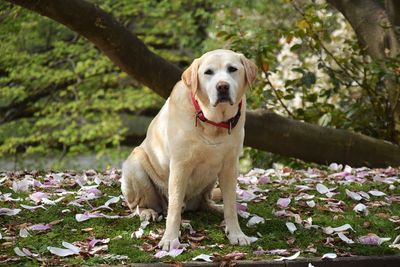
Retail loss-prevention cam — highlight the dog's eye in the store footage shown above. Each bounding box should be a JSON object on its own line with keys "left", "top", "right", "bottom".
{"left": 204, "top": 69, "right": 214, "bottom": 75}
{"left": 228, "top": 66, "right": 237, "bottom": 73}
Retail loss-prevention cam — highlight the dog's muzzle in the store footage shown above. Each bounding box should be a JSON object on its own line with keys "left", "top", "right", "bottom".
{"left": 215, "top": 81, "right": 233, "bottom": 106}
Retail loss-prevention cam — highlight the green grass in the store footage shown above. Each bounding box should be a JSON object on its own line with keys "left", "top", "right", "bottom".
{"left": 0, "top": 168, "right": 399, "bottom": 265}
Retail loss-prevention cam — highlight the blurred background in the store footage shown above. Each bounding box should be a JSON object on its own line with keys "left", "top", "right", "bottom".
{"left": 0, "top": 0, "right": 399, "bottom": 170}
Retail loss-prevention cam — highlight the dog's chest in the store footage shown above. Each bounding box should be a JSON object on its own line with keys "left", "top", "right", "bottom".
{"left": 185, "top": 143, "right": 232, "bottom": 196}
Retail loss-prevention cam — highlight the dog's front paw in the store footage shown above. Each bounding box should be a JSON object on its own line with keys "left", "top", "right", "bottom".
{"left": 158, "top": 236, "right": 180, "bottom": 251}
{"left": 139, "top": 208, "right": 158, "bottom": 222}
{"left": 227, "top": 232, "right": 256, "bottom": 246}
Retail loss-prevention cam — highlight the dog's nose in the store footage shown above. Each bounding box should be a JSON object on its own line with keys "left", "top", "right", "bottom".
{"left": 216, "top": 81, "right": 230, "bottom": 93}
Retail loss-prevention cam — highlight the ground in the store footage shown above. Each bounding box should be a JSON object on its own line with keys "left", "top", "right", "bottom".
{"left": 0, "top": 165, "right": 400, "bottom": 266}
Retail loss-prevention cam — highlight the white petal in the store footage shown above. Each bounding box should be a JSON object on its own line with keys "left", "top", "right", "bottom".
{"left": 368, "top": 190, "right": 386, "bottom": 197}
{"left": 308, "top": 263, "right": 315, "bottom": 267}
{"left": 62, "top": 242, "right": 80, "bottom": 254}
{"left": 140, "top": 220, "right": 150, "bottom": 229}
{"left": 345, "top": 189, "right": 362, "bottom": 201}
{"left": 286, "top": 222, "right": 297, "bottom": 234}
{"left": 338, "top": 232, "right": 354, "bottom": 244}
{"left": 14, "top": 247, "right": 27, "bottom": 257}
{"left": 104, "top": 196, "right": 120, "bottom": 206}
{"left": 247, "top": 215, "right": 265, "bottom": 227}
{"left": 316, "top": 184, "right": 329, "bottom": 194}
{"left": 20, "top": 204, "right": 46, "bottom": 210}
{"left": 322, "top": 253, "right": 337, "bottom": 259}
{"left": 353, "top": 203, "right": 368, "bottom": 214}
{"left": 333, "top": 223, "right": 354, "bottom": 232}
{"left": 274, "top": 251, "right": 300, "bottom": 261}
{"left": 132, "top": 228, "right": 144, "bottom": 239}
{"left": 306, "top": 200, "right": 316, "bottom": 208}
{"left": 0, "top": 208, "right": 21, "bottom": 216}
{"left": 192, "top": 253, "right": 213, "bottom": 262}
{"left": 19, "top": 228, "right": 30, "bottom": 238}
{"left": 47, "top": 246, "right": 77, "bottom": 257}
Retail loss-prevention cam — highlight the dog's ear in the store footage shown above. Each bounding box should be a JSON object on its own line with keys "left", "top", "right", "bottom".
{"left": 182, "top": 58, "right": 200, "bottom": 93}
{"left": 239, "top": 54, "right": 258, "bottom": 87}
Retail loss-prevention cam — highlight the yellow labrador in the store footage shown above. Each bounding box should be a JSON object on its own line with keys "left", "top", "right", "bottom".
{"left": 121, "top": 49, "right": 257, "bottom": 250}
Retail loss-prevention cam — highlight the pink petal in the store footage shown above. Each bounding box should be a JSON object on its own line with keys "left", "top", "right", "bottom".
{"left": 29, "top": 224, "right": 52, "bottom": 231}
{"left": 29, "top": 192, "right": 48, "bottom": 203}
{"left": 277, "top": 198, "right": 291, "bottom": 208}
{"left": 258, "top": 176, "right": 270, "bottom": 184}
{"left": 154, "top": 250, "right": 169, "bottom": 258}
{"left": 236, "top": 203, "right": 248, "bottom": 212}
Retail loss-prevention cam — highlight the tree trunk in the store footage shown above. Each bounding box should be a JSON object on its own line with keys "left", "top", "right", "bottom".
{"left": 327, "top": 0, "right": 400, "bottom": 144}
{"left": 6, "top": 0, "right": 400, "bottom": 167}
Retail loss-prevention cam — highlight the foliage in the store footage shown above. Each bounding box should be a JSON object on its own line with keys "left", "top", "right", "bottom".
{"left": 0, "top": 0, "right": 399, "bottom": 168}
{"left": 0, "top": 0, "right": 214, "bottom": 160}
{"left": 210, "top": 1, "right": 399, "bottom": 141}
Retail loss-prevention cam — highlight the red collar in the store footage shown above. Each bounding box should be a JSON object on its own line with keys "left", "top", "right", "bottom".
{"left": 190, "top": 91, "right": 242, "bottom": 134}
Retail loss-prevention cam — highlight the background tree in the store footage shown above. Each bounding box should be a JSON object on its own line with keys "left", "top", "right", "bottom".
{"left": 1, "top": 0, "right": 399, "bottom": 168}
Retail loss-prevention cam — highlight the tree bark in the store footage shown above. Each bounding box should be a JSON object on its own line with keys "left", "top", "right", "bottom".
{"left": 6, "top": 0, "right": 400, "bottom": 167}
{"left": 327, "top": 0, "right": 400, "bottom": 144}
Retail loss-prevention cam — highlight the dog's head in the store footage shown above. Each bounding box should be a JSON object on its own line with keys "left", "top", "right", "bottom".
{"left": 182, "top": 49, "right": 257, "bottom": 107}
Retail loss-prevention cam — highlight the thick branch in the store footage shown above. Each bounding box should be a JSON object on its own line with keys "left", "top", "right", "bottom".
{"left": 6, "top": 0, "right": 180, "bottom": 99}
{"left": 385, "top": 0, "right": 400, "bottom": 28}
{"left": 327, "top": 0, "right": 399, "bottom": 59}
{"left": 7, "top": 0, "right": 400, "bottom": 167}
{"left": 244, "top": 110, "right": 400, "bottom": 167}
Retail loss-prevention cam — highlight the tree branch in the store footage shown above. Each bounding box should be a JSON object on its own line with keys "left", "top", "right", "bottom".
{"left": 327, "top": 0, "right": 399, "bottom": 59}
{"left": 6, "top": 0, "right": 181, "bottom": 99}
{"left": 7, "top": 0, "right": 400, "bottom": 167}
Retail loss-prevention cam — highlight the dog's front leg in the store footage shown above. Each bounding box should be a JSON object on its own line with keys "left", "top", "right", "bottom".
{"left": 219, "top": 161, "right": 254, "bottom": 246}
{"left": 158, "top": 164, "right": 188, "bottom": 251}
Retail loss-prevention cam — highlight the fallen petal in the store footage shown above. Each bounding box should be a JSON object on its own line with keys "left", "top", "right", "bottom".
{"left": 14, "top": 247, "right": 28, "bottom": 257}
{"left": 338, "top": 232, "right": 355, "bottom": 244}
{"left": 316, "top": 184, "right": 329, "bottom": 194}
{"left": 322, "top": 253, "right": 337, "bottom": 259}
{"left": 286, "top": 222, "right": 297, "bottom": 234}
{"left": 0, "top": 208, "right": 21, "bottom": 216}
{"left": 247, "top": 215, "right": 265, "bottom": 227}
{"left": 306, "top": 200, "right": 316, "bottom": 208}
{"left": 277, "top": 198, "right": 291, "bottom": 208}
{"left": 20, "top": 204, "right": 46, "bottom": 210}
{"left": 358, "top": 234, "right": 391, "bottom": 245}
{"left": 345, "top": 189, "right": 362, "bottom": 201}
{"left": 368, "top": 190, "right": 386, "bottom": 197}
{"left": 19, "top": 228, "right": 30, "bottom": 238}
{"left": 274, "top": 251, "right": 300, "bottom": 261}
{"left": 62, "top": 242, "right": 80, "bottom": 254}
{"left": 47, "top": 246, "right": 78, "bottom": 257}
{"left": 353, "top": 203, "right": 368, "bottom": 215}
{"left": 192, "top": 253, "right": 213, "bottom": 262}
{"left": 168, "top": 248, "right": 184, "bottom": 257}
{"left": 154, "top": 250, "right": 169, "bottom": 258}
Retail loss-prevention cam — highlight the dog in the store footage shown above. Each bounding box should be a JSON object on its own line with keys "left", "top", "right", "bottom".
{"left": 121, "top": 49, "right": 257, "bottom": 250}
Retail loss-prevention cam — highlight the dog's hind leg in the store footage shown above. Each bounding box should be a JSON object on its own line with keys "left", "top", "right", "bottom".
{"left": 121, "top": 148, "right": 163, "bottom": 221}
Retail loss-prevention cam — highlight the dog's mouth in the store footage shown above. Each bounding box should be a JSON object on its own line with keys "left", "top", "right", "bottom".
{"left": 213, "top": 98, "right": 233, "bottom": 107}
{"left": 213, "top": 93, "right": 234, "bottom": 107}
